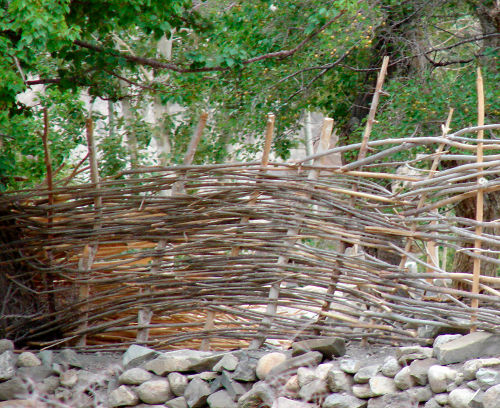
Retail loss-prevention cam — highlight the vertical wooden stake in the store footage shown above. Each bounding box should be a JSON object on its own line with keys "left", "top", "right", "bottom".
{"left": 77, "top": 115, "right": 101, "bottom": 347}
{"left": 471, "top": 67, "right": 485, "bottom": 331}
{"left": 249, "top": 117, "right": 333, "bottom": 350}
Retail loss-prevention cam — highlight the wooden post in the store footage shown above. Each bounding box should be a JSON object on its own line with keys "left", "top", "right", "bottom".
{"left": 470, "top": 68, "right": 485, "bottom": 331}
{"left": 249, "top": 118, "right": 334, "bottom": 350}
{"left": 77, "top": 116, "right": 101, "bottom": 347}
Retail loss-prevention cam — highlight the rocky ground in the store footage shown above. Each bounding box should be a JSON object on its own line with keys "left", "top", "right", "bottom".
{"left": 0, "top": 332, "right": 500, "bottom": 408}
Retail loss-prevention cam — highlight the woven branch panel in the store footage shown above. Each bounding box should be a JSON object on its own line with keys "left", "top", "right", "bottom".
{"left": 1, "top": 136, "right": 500, "bottom": 350}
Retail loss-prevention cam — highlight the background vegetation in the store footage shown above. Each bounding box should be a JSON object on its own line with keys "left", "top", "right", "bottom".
{"left": 0, "top": 0, "right": 498, "bottom": 190}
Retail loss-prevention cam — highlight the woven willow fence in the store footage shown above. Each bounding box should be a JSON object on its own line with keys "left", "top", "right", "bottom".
{"left": 1, "top": 118, "right": 499, "bottom": 351}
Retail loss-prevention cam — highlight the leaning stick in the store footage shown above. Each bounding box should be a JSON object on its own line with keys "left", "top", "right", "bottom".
{"left": 471, "top": 68, "right": 485, "bottom": 331}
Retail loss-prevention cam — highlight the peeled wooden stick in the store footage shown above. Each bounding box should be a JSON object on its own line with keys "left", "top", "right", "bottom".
{"left": 471, "top": 68, "right": 485, "bottom": 331}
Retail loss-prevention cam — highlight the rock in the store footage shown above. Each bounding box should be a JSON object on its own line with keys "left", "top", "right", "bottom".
{"left": 208, "top": 390, "right": 237, "bottom": 408}
{"left": 434, "top": 393, "right": 449, "bottom": 405}
{"left": 188, "top": 371, "right": 219, "bottom": 381}
{"left": 428, "top": 365, "right": 458, "bottom": 393}
{"left": 165, "top": 396, "right": 189, "bottom": 408}
{"left": 145, "top": 350, "right": 224, "bottom": 375}
{"left": 60, "top": 369, "right": 79, "bottom": 387}
{"left": 354, "top": 364, "right": 380, "bottom": 383}
{"left": 380, "top": 356, "right": 400, "bottom": 378}
{"left": 256, "top": 352, "right": 287, "bottom": 380}
{"left": 366, "top": 392, "right": 416, "bottom": 408}
{"left": 232, "top": 353, "right": 258, "bottom": 382}
{"left": 272, "top": 397, "right": 316, "bottom": 408}
{"left": 119, "top": 367, "right": 152, "bottom": 385}
{"left": 467, "top": 380, "right": 480, "bottom": 390}
{"left": 352, "top": 383, "right": 375, "bottom": 399}
{"left": 266, "top": 352, "right": 322, "bottom": 383}
{"left": 369, "top": 376, "right": 397, "bottom": 395}
{"left": 0, "top": 401, "right": 46, "bottom": 408}
{"left": 38, "top": 351, "right": 53, "bottom": 367}
{"left": 434, "top": 332, "right": 500, "bottom": 365}
{"left": 167, "top": 373, "right": 188, "bottom": 397}
{"left": 283, "top": 375, "right": 299, "bottom": 398}
{"left": 16, "top": 352, "right": 41, "bottom": 368}
{"left": 291, "top": 337, "right": 345, "bottom": 359}
{"left": 339, "top": 358, "right": 361, "bottom": 374}
{"left": 463, "top": 358, "right": 500, "bottom": 380}
{"left": 56, "top": 349, "right": 83, "bottom": 368}
{"left": 213, "top": 354, "right": 239, "bottom": 372}
{"left": 448, "top": 387, "right": 475, "bottom": 408}
{"left": 298, "top": 379, "right": 328, "bottom": 402}
{"left": 432, "top": 334, "right": 463, "bottom": 355}
{"left": 409, "top": 358, "right": 438, "bottom": 385}
{"left": 122, "top": 344, "right": 158, "bottom": 368}
{"left": 394, "top": 366, "right": 414, "bottom": 390}
{"left": 483, "top": 383, "right": 500, "bottom": 408}
{"left": 423, "top": 398, "right": 441, "bottom": 408}
{"left": 0, "top": 340, "right": 14, "bottom": 355}
{"left": 468, "top": 390, "right": 485, "bottom": 408}
{"left": 406, "top": 386, "right": 433, "bottom": 402}
{"left": 326, "top": 369, "right": 352, "bottom": 392}
{"left": 136, "top": 379, "right": 171, "bottom": 404}
{"left": 0, "top": 377, "right": 28, "bottom": 400}
{"left": 315, "top": 363, "right": 333, "bottom": 380}
{"left": 297, "top": 367, "right": 316, "bottom": 387}
{"left": 323, "top": 393, "right": 367, "bottom": 408}
{"left": 108, "top": 385, "right": 139, "bottom": 407}
{"left": 237, "top": 382, "right": 275, "bottom": 408}
{"left": 476, "top": 367, "right": 500, "bottom": 389}
{"left": 220, "top": 370, "right": 248, "bottom": 400}
{"left": 184, "top": 377, "right": 211, "bottom": 408}
{"left": 16, "top": 366, "right": 54, "bottom": 383}
{"left": 396, "top": 346, "right": 433, "bottom": 365}
{"left": 0, "top": 351, "right": 16, "bottom": 381}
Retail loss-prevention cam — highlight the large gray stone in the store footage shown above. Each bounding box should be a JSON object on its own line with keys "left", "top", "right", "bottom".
{"left": 237, "top": 382, "right": 275, "bottom": 408}
{"left": 366, "top": 392, "right": 417, "bottom": 408}
{"left": 208, "top": 390, "right": 237, "bottom": 408}
{"left": 168, "top": 372, "right": 189, "bottom": 397}
{"left": 323, "top": 393, "right": 367, "bottom": 408}
{"left": 108, "top": 385, "right": 139, "bottom": 407}
{"left": 296, "top": 367, "right": 316, "bottom": 387}
{"left": 16, "top": 365, "right": 54, "bottom": 383}
{"left": 291, "top": 337, "right": 345, "bottom": 359}
{"left": 483, "top": 383, "right": 500, "bottom": 408}
{"left": 432, "top": 334, "right": 463, "bottom": 353}
{"left": 353, "top": 364, "right": 380, "bottom": 384}
{"left": 184, "top": 377, "right": 211, "bottom": 408}
{"left": 394, "top": 366, "right": 414, "bottom": 390}
{"left": 256, "top": 353, "right": 287, "bottom": 380}
{"left": 272, "top": 397, "right": 316, "bottom": 408}
{"left": 165, "top": 396, "right": 188, "bottom": 408}
{"left": 0, "top": 340, "right": 14, "bottom": 355}
{"left": 396, "top": 346, "right": 433, "bottom": 365}
{"left": 119, "top": 367, "right": 152, "bottom": 385}
{"left": 232, "top": 353, "right": 258, "bottom": 382}
{"left": 326, "top": 369, "right": 352, "bottom": 392}
{"left": 448, "top": 388, "right": 475, "bottom": 408}
{"left": 380, "top": 356, "right": 400, "bottom": 378}
{"left": 220, "top": 371, "right": 248, "bottom": 400}
{"left": 409, "top": 358, "right": 438, "bottom": 385}
{"left": 122, "top": 344, "right": 158, "bottom": 368}
{"left": 406, "top": 386, "right": 433, "bottom": 402}
{"left": 56, "top": 349, "right": 83, "bottom": 368}
{"left": 145, "top": 350, "right": 224, "bottom": 375}
{"left": 434, "top": 332, "right": 500, "bottom": 364}
{"left": 213, "top": 354, "right": 239, "bottom": 372}
{"left": 369, "top": 376, "right": 397, "bottom": 396}
{"left": 266, "top": 352, "right": 322, "bottom": 383}
{"left": 428, "top": 365, "right": 458, "bottom": 393}
{"left": 463, "top": 358, "right": 500, "bottom": 380}
{"left": 136, "top": 379, "right": 171, "bottom": 404}
{"left": 16, "top": 352, "right": 41, "bottom": 368}
{"left": 476, "top": 367, "right": 500, "bottom": 389}
{"left": 0, "top": 377, "right": 29, "bottom": 401}
{"left": 298, "top": 379, "right": 328, "bottom": 402}
{"left": 352, "top": 383, "right": 375, "bottom": 399}
{"left": 339, "top": 358, "right": 361, "bottom": 374}
{"left": 0, "top": 351, "right": 16, "bottom": 381}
